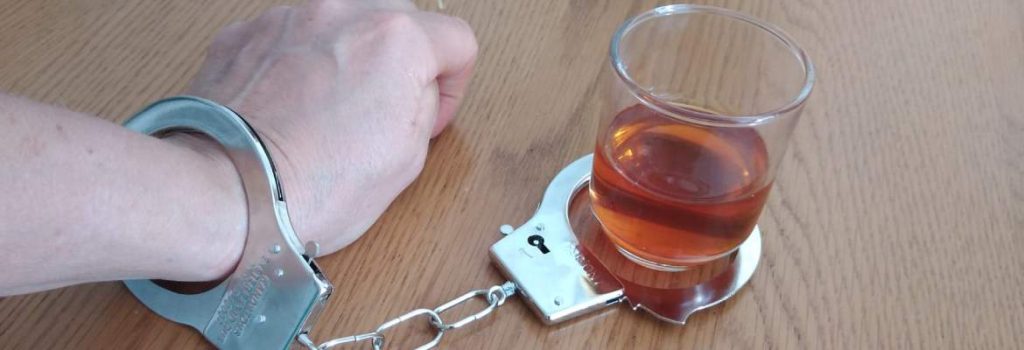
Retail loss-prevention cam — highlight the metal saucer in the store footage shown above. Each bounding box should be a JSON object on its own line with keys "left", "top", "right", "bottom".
{"left": 511, "top": 154, "right": 762, "bottom": 325}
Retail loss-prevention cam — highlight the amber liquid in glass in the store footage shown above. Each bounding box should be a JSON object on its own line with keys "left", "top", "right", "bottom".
{"left": 590, "top": 104, "right": 771, "bottom": 268}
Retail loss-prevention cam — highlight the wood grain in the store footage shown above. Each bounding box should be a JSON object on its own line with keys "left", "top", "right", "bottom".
{"left": 1, "top": 0, "right": 1022, "bottom": 348}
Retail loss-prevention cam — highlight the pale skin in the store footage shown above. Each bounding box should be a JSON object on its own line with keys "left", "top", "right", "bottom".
{"left": 0, "top": 0, "right": 477, "bottom": 296}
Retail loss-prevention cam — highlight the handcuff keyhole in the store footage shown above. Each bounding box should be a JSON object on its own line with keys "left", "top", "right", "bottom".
{"left": 527, "top": 235, "right": 550, "bottom": 254}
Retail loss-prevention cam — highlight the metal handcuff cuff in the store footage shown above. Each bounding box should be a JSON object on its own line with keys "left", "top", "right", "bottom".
{"left": 122, "top": 97, "right": 332, "bottom": 349}
{"left": 123, "top": 96, "right": 761, "bottom": 349}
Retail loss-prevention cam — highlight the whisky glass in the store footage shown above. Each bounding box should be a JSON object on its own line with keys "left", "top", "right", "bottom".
{"left": 589, "top": 4, "right": 814, "bottom": 271}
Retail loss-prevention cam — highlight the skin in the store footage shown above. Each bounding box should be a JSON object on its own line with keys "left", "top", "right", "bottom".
{"left": 0, "top": 0, "right": 477, "bottom": 296}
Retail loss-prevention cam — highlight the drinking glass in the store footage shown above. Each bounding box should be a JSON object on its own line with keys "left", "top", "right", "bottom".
{"left": 589, "top": 4, "right": 814, "bottom": 271}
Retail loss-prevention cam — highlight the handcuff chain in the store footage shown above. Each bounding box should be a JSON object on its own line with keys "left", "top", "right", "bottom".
{"left": 298, "top": 281, "right": 517, "bottom": 350}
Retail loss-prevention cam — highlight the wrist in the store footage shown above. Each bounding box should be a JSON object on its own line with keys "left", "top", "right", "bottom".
{"left": 160, "top": 134, "right": 247, "bottom": 281}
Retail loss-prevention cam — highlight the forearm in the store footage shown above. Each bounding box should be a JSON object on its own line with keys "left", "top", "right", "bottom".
{"left": 0, "top": 93, "right": 245, "bottom": 296}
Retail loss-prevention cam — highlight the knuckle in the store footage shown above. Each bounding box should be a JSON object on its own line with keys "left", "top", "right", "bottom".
{"left": 454, "top": 18, "right": 480, "bottom": 55}
{"left": 366, "top": 11, "right": 421, "bottom": 38}
{"left": 448, "top": 16, "right": 474, "bottom": 37}
{"left": 446, "top": 16, "right": 479, "bottom": 58}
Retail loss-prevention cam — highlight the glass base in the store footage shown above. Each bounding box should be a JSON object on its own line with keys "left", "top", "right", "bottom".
{"left": 614, "top": 246, "right": 695, "bottom": 272}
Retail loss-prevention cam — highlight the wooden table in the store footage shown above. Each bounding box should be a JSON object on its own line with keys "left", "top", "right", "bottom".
{"left": 1, "top": 0, "right": 1021, "bottom": 348}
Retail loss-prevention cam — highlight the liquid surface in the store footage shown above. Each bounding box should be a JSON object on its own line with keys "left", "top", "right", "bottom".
{"left": 590, "top": 104, "right": 770, "bottom": 266}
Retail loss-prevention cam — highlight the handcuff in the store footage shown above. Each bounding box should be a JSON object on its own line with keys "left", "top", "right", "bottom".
{"left": 122, "top": 96, "right": 760, "bottom": 349}
{"left": 122, "top": 96, "right": 331, "bottom": 349}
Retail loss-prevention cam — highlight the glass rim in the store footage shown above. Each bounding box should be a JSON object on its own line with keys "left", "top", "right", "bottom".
{"left": 610, "top": 4, "right": 815, "bottom": 126}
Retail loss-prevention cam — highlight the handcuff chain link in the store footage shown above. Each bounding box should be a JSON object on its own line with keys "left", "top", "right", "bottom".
{"left": 298, "top": 281, "right": 516, "bottom": 350}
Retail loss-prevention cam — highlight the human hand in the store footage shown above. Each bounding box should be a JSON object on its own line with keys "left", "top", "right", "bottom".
{"left": 186, "top": 0, "right": 477, "bottom": 264}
